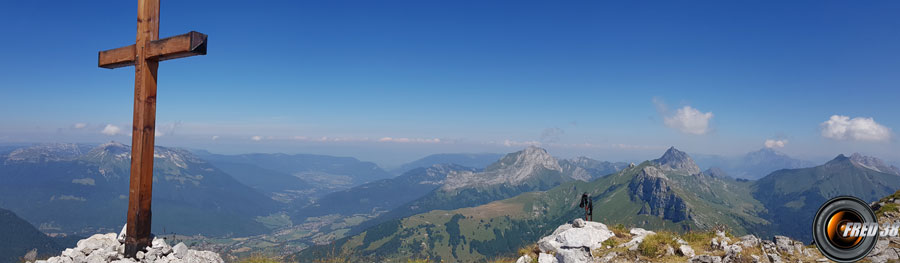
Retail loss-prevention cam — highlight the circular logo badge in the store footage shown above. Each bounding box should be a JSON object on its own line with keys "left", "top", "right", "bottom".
{"left": 812, "top": 196, "right": 879, "bottom": 262}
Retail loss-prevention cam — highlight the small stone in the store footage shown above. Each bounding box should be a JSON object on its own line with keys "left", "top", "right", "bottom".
{"left": 573, "top": 218, "right": 586, "bottom": 228}
{"left": 537, "top": 253, "right": 558, "bottom": 263}
{"left": 738, "top": 235, "right": 760, "bottom": 247}
{"left": 146, "top": 247, "right": 161, "bottom": 260}
{"left": 716, "top": 230, "right": 727, "bottom": 239}
{"left": 117, "top": 225, "right": 127, "bottom": 243}
{"left": 678, "top": 244, "right": 696, "bottom": 257}
{"left": 172, "top": 242, "right": 188, "bottom": 259}
{"left": 24, "top": 248, "right": 38, "bottom": 261}
{"left": 84, "top": 252, "right": 106, "bottom": 263}
{"left": 515, "top": 255, "right": 532, "bottom": 263}
{"left": 774, "top": 235, "right": 795, "bottom": 255}
{"left": 768, "top": 253, "right": 783, "bottom": 263}
{"left": 690, "top": 255, "right": 723, "bottom": 263}
{"left": 136, "top": 251, "right": 144, "bottom": 260}
{"left": 152, "top": 238, "right": 172, "bottom": 254}
{"left": 61, "top": 248, "right": 78, "bottom": 258}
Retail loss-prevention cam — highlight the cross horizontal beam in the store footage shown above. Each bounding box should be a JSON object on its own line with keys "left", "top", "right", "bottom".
{"left": 98, "top": 31, "right": 207, "bottom": 69}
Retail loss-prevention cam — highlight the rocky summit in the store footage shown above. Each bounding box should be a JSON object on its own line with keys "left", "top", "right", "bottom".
{"left": 850, "top": 153, "right": 900, "bottom": 176}
{"left": 653, "top": 147, "right": 701, "bottom": 175}
{"left": 516, "top": 218, "right": 825, "bottom": 263}
{"left": 33, "top": 226, "right": 223, "bottom": 263}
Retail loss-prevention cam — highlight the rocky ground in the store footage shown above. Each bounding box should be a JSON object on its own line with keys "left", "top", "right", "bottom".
{"left": 516, "top": 218, "right": 826, "bottom": 263}
{"left": 31, "top": 226, "right": 223, "bottom": 263}
{"left": 867, "top": 193, "right": 900, "bottom": 262}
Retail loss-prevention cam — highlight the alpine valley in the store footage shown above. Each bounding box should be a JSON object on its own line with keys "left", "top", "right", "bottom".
{"left": 2, "top": 143, "right": 900, "bottom": 262}
{"left": 294, "top": 147, "right": 900, "bottom": 262}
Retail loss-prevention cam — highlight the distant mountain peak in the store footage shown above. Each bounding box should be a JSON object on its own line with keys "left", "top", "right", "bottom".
{"left": 653, "top": 147, "right": 701, "bottom": 175}
{"left": 442, "top": 147, "right": 562, "bottom": 191}
{"left": 823, "top": 154, "right": 855, "bottom": 170}
{"left": 750, "top": 147, "right": 787, "bottom": 157}
{"left": 849, "top": 153, "right": 900, "bottom": 175}
{"left": 830, "top": 154, "right": 850, "bottom": 162}
{"left": 5, "top": 143, "right": 84, "bottom": 163}
{"left": 83, "top": 141, "right": 131, "bottom": 162}
{"left": 485, "top": 146, "right": 559, "bottom": 172}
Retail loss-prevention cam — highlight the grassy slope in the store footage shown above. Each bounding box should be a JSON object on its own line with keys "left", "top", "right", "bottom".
{"left": 296, "top": 162, "right": 767, "bottom": 262}
{"left": 752, "top": 158, "right": 900, "bottom": 241}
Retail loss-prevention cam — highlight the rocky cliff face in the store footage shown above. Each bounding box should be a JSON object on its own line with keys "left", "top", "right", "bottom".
{"left": 653, "top": 147, "right": 701, "bottom": 175}
{"left": 628, "top": 166, "right": 691, "bottom": 222}
{"left": 867, "top": 191, "right": 900, "bottom": 262}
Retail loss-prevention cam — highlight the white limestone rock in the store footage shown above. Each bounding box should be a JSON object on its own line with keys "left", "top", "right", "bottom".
{"left": 117, "top": 225, "right": 126, "bottom": 243}
{"left": 537, "top": 253, "right": 558, "bottom": 263}
{"left": 38, "top": 232, "right": 223, "bottom": 263}
{"left": 678, "top": 244, "right": 696, "bottom": 257}
{"left": 172, "top": 242, "right": 188, "bottom": 259}
{"left": 621, "top": 228, "right": 655, "bottom": 251}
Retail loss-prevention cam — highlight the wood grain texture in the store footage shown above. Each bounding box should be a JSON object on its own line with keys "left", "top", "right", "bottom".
{"left": 99, "top": 31, "right": 207, "bottom": 69}
{"left": 97, "top": 0, "right": 208, "bottom": 257}
{"left": 124, "top": 0, "right": 159, "bottom": 257}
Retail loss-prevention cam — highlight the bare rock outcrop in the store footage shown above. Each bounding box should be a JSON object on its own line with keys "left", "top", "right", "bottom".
{"left": 33, "top": 226, "right": 223, "bottom": 263}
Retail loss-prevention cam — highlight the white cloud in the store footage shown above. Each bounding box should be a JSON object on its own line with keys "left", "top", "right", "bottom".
{"left": 211, "top": 135, "right": 219, "bottom": 140}
{"left": 821, "top": 115, "right": 891, "bottom": 141}
{"left": 101, "top": 124, "right": 122, "bottom": 135}
{"left": 250, "top": 136, "right": 262, "bottom": 141}
{"left": 73, "top": 123, "right": 87, "bottom": 129}
{"left": 663, "top": 106, "right": 714, "bottom": 135}
{"left": 764, "top": 139, "right": 788, "bottom": 148}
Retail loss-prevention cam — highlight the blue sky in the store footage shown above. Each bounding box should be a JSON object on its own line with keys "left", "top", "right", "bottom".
{"left": 0, "top": 1, "right": 898, "bottom": 166}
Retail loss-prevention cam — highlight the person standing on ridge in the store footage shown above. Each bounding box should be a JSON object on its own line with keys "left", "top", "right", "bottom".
{"left": 579, "top": 192, "right": 593, "bottom": 221}
{"left": 587, "top": 198, "right": 593, "bottom": 221}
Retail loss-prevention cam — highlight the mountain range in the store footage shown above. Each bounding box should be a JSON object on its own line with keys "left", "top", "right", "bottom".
{"left": 197, "top": 151, "right": 393, "bottom": 204}
{"left": 291, "top": 164, "right": 477, "bottom": 224}
{"left": 0, "top": 142, "right": 280, "bottom": 236}
{"left": 295, "top": 147, "right": 900, "bottom": 262}
{"left": 753, "top": 153, "right": 900, "bottom": 239}
{"left": 3, "top": 142, "right": 898, "bottom": 262}
{"left": 390, "top": 153, "right": 503, "bottom": 174}
{"left": 346, "top": 147, "right": 624, "bottom": 235}
{"left": 693, "top": 148, "right": 817, "bottom": 179}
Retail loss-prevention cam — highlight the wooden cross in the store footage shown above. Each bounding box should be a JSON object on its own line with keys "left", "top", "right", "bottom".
{"left": 97, "top": 0, "right": 207, "bottom": 258}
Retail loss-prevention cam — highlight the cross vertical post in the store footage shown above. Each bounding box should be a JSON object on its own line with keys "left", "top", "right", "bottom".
{"left": 97, "top": 0, "right": 207, "bottom": 258}
{"left": 125, "top": 0, "right": 159, "bottom": 257}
